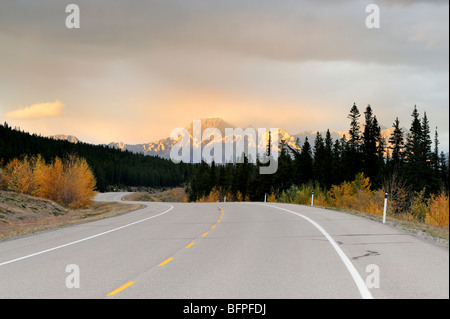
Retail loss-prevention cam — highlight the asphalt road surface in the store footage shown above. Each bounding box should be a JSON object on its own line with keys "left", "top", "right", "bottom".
{"left": 0, "top": 192, "right": 448, "bottom": 299}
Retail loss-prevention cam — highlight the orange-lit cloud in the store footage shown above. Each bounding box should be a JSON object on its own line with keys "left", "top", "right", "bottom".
{"left": 5, "top": 100, "right": 64, "bottom": 119}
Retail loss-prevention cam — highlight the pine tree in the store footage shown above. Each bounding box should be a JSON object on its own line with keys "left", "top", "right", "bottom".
{"left": 188, "top": 161, "right": 211, "bottom": 201}
{"left": 388, "top": 117, "right": 405, "bottom": 169}
{"left": 296, "top": 136, "right": 313, "bottom": 185}
{"left": 432, "top": 128, "right": 440, "bottom": 172}
{"left": 345, "top": 103, "right": 362, "bottom": 180}
{"left": 232, "top": 155, "right": 250, "bottom": 197}
{"left": 403, "top": 106, "right": 438, "bottom": 194}
{"left": 323, "top": 130, "right": 334, "bottom": 188}
{"left": 348, "top": 103, "right": 362, "bottom": 150}
{"left": 217, "top": 164, "right": 228, "bottom": 195}
{"left": 439, "top": 151, "right": 449, "bottom": 191}
{"left": 420, "top": 112, "right": 439, "bottom": 194}
{"left": 373, "top": 116, "right": 386, "bottom": 188}
{"left": 313, "top": 132, "right": 326, "bottom": 187}
{"left": 274, "top": 140, "right": 293, "bottom": 192}
{"left": 421, "top": 112, "right": 433, "bottom": 165}
{"left": 404, "top": 106, "right": 423, "bottom": 191}
{"left": 362, "top": 105, "right": 382, "bottom": 185}
{"left": 331, "top": 138, "right": 344, "bottom": 185}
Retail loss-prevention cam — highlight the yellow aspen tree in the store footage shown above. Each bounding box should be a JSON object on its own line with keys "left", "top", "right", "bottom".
{"left": 56, "top": 155, "right": 96, "bottom": 208}
{"left": 31, "top": 155, "right": 48, "bottom": 197}
{"left": 426, "top": 193, "right": 449, "bottom": 228}
{"left": 5, "top": 156, "right": 35, "bottom": 195}
{"left": 37, "top": 157, "right": 65, "bottom": 203}
{"left": 236, "top": 191, "right": 243, "bottom": 202}
{"left": 207, "top": 187, "right": 220, "bottom": 202}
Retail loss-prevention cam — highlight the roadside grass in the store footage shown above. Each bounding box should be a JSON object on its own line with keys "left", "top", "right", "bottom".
{"left": 0, "top": 191, "right": 142, "bottom": 241}
{"left": 122, "top": 187, "right": 186, "bottom": 202}
{"left": 320, "top": 205, "right": 449, "bottom": 248}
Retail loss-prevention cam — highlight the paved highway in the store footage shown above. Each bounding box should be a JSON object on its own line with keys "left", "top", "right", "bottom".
{"left": 0, "top": 192, "right": 448, "bottom": 299}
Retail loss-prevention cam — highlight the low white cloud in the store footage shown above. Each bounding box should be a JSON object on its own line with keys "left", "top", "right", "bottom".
{"left": 5, "top": 100, "right": 64, "bottom": 119}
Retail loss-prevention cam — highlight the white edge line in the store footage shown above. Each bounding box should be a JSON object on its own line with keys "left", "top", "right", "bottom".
{"left": 0, "top": 203, "right": 174, "bottom": 267}
{"left": 258, "top": 203, "right": 373, "bottom": 300}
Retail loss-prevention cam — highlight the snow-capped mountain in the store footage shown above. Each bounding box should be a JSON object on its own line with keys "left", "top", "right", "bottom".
{"left": 55, "top": 118, "right": 408, "bottom": 161}
{"left": 107, "top": 118, "right": 302, "bottom": 162}
{"left": 49, "top": 134, "right": 80, "bottom": 143}
{"left": 107, "top": 118, "right": 233, "bottom": 159}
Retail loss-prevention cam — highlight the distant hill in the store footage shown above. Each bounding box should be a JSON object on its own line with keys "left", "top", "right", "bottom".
{"left": 0, "top": 123, "right": 194, "bottom": 192}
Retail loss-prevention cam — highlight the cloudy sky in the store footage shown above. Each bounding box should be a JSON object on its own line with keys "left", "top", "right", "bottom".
{"left": 0, "top": 0, "right": 448, "bottom": 150}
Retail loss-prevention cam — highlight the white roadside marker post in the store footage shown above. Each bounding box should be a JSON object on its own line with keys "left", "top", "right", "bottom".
{"left": 382, "top": 192, "right": 388, "bottom": 224}
{"left": 264, "top": 193, "right": 267, "bottom": 203}
{"left": 311, "top": 191, "right": 314, "bottom": 207}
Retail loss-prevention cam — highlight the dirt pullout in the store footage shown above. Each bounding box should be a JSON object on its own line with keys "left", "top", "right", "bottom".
{"left": 0, "top": 191, "right": 142, "bottom": 241}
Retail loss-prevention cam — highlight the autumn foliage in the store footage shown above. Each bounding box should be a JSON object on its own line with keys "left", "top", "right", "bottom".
{"left": 425, "top": 192, "right": 449, "bottom": 228}
{"left": 275, "top": 173, "right": 449, "bottom": 229}
{"left": 1, "top": 154, "right": 96, "bottom": 209}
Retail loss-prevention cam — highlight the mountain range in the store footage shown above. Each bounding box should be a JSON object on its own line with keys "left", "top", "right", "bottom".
{"left": 51, "top": 118, "right": 406, "bottom": 161}
{"left": 49, "top": 134, "right": 80, "bottom": 144}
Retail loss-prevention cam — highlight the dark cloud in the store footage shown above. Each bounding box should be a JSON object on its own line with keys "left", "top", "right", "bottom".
{"left": 0, "top": 0, "right": 448, "bottom": 149}
{"left": 0, "top": 0, "right": 447, "bottom": 67}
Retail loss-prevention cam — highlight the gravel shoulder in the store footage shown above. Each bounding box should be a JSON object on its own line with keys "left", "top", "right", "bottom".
{"left": 0, "top": 191, "right": 142, "bottom": 241}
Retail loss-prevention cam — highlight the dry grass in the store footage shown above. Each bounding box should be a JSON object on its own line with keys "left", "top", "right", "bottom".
{"left": 122, "top": 187, "right": 186, "bottom": 202}
{"left": 322, "top": 205, "right": 449, "bottom": 248}
{"left": 0, "top": 191, "right": 142, "bottom": 241}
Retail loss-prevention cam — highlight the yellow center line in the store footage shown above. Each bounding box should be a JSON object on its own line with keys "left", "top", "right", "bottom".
{"left": 107, "top": 282, "right": 135, "bottom": 296}
{"left": 158, "top": 257, "right": 174, "bottom": 266}
{"left": 107, "top": 207, "right": 225, "bottom": 298}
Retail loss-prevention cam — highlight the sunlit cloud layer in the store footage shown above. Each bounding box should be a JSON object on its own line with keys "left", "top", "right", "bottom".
{"left": 5, "top": 100, "right": 64, "bottom": 119}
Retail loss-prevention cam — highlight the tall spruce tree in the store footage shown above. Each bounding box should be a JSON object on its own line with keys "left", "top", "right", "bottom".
{"left": 388, "top": 117, "right": 405, "bottom": 169}
{"left": 346, "top": 103, "right": 362, "bottom": 180}
{"left": 348, "top": 103, "right": 362, "bottom": 150}
{"left": 271, "top": 140, "right": 293, "bottom": 193}
{"left": 421, "top": 112, "right": 433, "bottom": 164}
{"left": 438, "top": 151, "right": 449, "bottom": 191}
{"left": 297, "top": 136, "right": 313, "bottom": 185}
{"left": 323, "top": 129, "right": 334, "bottom": 188}
{"left": 404, "top": 106, "right": 422, "bottom": 192}
{"left": 313, "top": 132, "right": 325, "bottom": 186}
{"left": 374, "top": 116, "right": 386, "bottom": 188}
{"left": 362, "top": 105, "right": 382, "bottom": 185}
{"left": 403, "top": 106, "right": 438, "bottom": 194}
{"left": 331, "top": 137, "right": 344, "bottom": 185}
{"left": 432, "top": 128, "right": 440, "bottom": 172}
{"left": 420, "top": 112, "right": 439, "bottom": 194}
